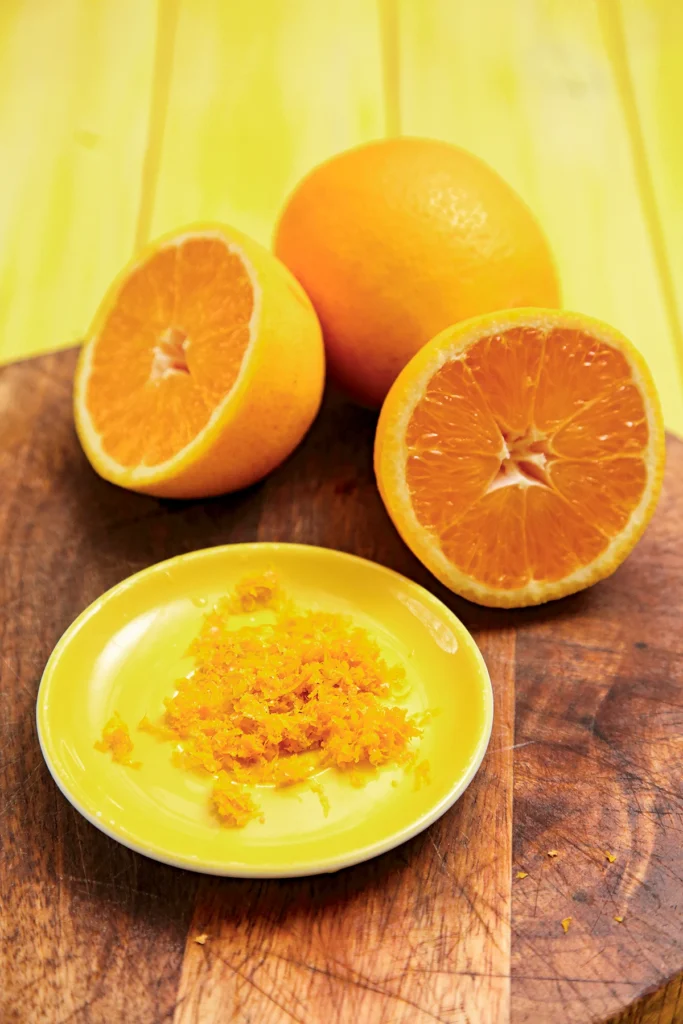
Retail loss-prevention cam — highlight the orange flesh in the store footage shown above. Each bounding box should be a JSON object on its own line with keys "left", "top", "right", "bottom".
{"left": 87, "top": 236, "right": 254, "bottom": 466}
{"left": 405, "top": 326, "right": 649, "bottom": 588}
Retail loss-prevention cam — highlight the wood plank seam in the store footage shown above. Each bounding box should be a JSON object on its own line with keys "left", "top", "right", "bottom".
{"left": 379, "top": 0, "right": 402, "bottom": 137}
{"left": 134, "top": 0, "right": 181, "bottom": 252}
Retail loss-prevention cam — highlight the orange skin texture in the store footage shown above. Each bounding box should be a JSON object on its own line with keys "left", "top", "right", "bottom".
{"left": 275, "top": 137, "right": 560, "bottom": 408}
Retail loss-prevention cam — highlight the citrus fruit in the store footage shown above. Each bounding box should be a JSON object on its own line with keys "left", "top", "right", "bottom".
{"left": 274, "top": 138, "right": 560, "bottom": 408}
{"left": 74, "top": 225, "right": 324, "bottom": 498}
{"left": 375, "top": 309, "right": 665, "bottom": 607}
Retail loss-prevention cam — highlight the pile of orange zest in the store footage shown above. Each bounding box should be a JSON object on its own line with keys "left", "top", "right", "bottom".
{"left": 226, "top": 569, "right": 284, "bottom": 614}
{"left": 211, "top": 772, "right": 263, "bottom": 828}
{"left": 155, "top": 572, "right": 422, "bottom": 826}
{"left": 94, "top": 712, "right": 141, "bottom": 769}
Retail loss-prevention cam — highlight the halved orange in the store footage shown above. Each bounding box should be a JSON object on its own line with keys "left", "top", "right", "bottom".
{"left": 74, "top": 225, "right": 324, "bottom": 498}
{"left": 375, "top": 309, "right": 665, "bottom": 607}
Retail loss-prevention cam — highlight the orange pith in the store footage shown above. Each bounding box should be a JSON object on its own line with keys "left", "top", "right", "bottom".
{"left": 87, "top": 235, "right": 254, "bottom": 467}
{"left": 376, "top": 310, "right": 665, "bottom": 606}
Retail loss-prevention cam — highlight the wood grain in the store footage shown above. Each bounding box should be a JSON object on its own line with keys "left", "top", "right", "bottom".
{"left": 510, "top": 433, "right": 683, "bottom": 1024}
{"left": 1, "top": 349, "right": 682, "bottom": 1023}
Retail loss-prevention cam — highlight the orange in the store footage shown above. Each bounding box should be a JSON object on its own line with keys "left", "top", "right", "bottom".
{"left": 375, "top": 309, "right": 665, "bottom": 607}
{"left": 274, "top": 138, "right": 559, "bottom": 408}
{"left": 74, "top": 225, "right": 324, "bottom": 498}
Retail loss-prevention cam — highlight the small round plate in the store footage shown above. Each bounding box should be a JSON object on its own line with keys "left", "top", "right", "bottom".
{"left": 37, "top": 543, "right": 493, "bottom": 877}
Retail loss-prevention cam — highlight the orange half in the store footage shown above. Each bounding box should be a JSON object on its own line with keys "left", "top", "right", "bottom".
{"left": 74, "top": 225, "right": 324, "bottom": 498}
{"left": 375, "top": 309, "right": 665, "bottom": 607}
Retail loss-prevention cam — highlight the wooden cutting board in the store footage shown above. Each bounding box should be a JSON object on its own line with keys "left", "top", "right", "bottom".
{"left": 1, "top": 349, "right": 681, "bottom": 1024}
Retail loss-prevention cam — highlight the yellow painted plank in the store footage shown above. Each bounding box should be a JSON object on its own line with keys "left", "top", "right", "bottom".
{"left": 149, "top": 0, "right": 384, "bottom": 247}
{"left": 614, "top": 0, "right": 683, "bottom": 418}
{"left": 397, "top": 0, "right": 683, "bottom": 433}
{"left": 3, "top": 0, "right": 681, "bottom": 440}
{"left": 0, "top": 0, "right": 156, "bottom": 365}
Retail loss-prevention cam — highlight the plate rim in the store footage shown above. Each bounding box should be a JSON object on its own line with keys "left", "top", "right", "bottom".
{"left": 36, "top": 541, "right": 494, "bottom": 878}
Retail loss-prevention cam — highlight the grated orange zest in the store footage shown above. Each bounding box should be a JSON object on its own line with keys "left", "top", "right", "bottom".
{"left": 151, "top": 573, "right": 422, "bottom": 826}
{"left": 211, "top": 772, "right": 263, "bottom": 828}
{"left": 95, "top": 712, "right": 141, "bottom": 769}
{"left": 226, "top": 569, "right": 284, "bottom": 614}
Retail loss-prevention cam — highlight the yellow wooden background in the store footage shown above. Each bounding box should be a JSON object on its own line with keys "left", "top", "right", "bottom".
{"left": 1, "top": 0, "right": 682, "bottom": 432}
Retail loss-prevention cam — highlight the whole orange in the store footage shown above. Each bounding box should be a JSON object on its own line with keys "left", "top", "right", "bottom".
{"left": 274, "top": 138, "right": 560, "bottom": 407}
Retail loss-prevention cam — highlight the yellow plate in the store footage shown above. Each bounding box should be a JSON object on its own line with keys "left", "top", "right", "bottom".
{"left": 37, "top": 543, "right": 493, "bottom": 877}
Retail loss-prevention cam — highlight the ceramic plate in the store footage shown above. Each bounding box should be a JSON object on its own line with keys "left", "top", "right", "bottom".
{"left": 37, "top": 543, "right": 493, "bottom": 877}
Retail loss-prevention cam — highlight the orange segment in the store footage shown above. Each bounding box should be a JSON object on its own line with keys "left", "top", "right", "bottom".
{"left": 406, "top": 452, "right": 501, "bottom": 535}
{"left": 464, "top": 326, "right": 545, "bottom": 436}
{"left": 523, "top": 488, "right": 607, "bottom": 584}
{"left": 551, "top": 383, "right": 648, "bottom": 458}
{"left": 375, "top": 309, "right": 665, "bottom": 607}
{"left": 441, "top": 486, "right": 529, "bottom": 590}
{"left": 533, "top": 327, "right": 632, "bottom": 434}
{"left": 549, "top": 458, "right": 648, "bottom": 533}
{"left": 405, "top": 359, "right": 503, "bottom": 456}
{"left": 175, "top": 236, "right": 254, "bottom": 339}
{"left": 74, "top": 225, "right": 324, "bottom": 498}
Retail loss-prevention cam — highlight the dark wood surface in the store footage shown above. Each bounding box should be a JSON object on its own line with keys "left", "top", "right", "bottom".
{"left": 1, "top": 349, "right": 682, "bottom": 1024}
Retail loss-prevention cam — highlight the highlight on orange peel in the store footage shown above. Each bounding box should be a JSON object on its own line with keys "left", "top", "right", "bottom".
{"left": 375, "top": 308, "right": 665, "bottom": 608}
{"left": 275, "top": 137, "right": 560, "bottom": 408}
{"left": 74, "top": 225, "right": 325, "bottom": 498}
